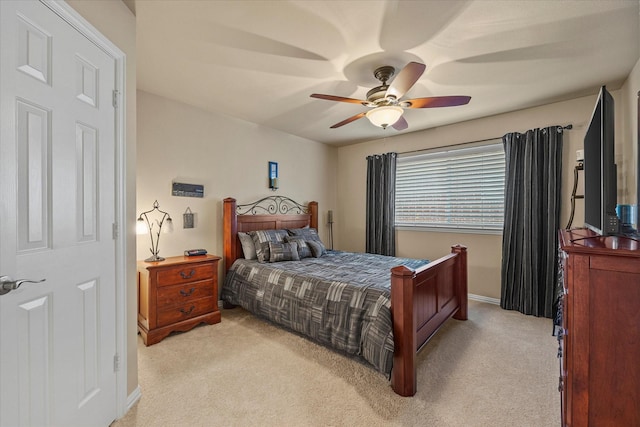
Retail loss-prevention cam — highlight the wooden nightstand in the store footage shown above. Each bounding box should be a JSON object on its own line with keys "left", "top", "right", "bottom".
{"left": 137, "top": 254, "right": 221, "bottom": 345}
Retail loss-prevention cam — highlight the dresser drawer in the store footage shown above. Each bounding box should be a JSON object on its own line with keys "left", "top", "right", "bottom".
{"left": 156, "top": 279, "right": 214, "bottom": 309}
{"left": 156, "top": 263, "right": 215, "bottom": 287}
{"left": 157, "top": 297, "right": 216, "bottom": 328}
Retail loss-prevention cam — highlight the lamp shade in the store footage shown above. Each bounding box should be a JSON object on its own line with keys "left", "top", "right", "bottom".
{"left": 163, "top": 217, "right": 174, "bottom": 233}
{"left": 136, "top": 218, "right": 148, "bottom": 235}
{"left": 366, "top": 106, "right": 403, "bottom": 128}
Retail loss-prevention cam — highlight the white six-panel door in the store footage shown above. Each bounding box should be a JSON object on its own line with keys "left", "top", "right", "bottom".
{"left": 0, "top": 1, "right": 119, "bottom": 425}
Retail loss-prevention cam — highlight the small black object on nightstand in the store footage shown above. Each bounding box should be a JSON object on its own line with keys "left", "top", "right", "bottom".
{"left": 184, "top": 249, "right": 207, "bottom": 256}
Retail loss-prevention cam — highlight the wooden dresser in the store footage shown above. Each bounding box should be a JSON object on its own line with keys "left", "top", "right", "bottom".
{"left": 137, "top": 254, "right": 221, "bottom": 345}
{"left": 558, "top": 229, "right": 640, "bottom": 426}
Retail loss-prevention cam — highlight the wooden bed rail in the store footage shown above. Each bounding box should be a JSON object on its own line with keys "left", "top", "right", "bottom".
{"left": 390, "top": 244, "right": 468, "bottom": 396}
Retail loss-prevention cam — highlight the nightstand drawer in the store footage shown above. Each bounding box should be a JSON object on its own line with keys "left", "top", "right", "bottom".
{"left": 157, "top": 297, "right": 216, "bottom": 328}
{"left": 156, "top": 279, "right": 214, "bottom": 309}
{"left": 156, "top": 263, "right": 214, "bottom": 286}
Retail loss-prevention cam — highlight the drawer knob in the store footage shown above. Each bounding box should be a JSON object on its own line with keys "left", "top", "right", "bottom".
{"left": 180, "top": 287, "right": 196, "bottom": 297}
{"left": 180, "top": 269, "right": 195, "bottom": 279}
{"left": 179, "top": 306, "right": 195, "bottom": 316}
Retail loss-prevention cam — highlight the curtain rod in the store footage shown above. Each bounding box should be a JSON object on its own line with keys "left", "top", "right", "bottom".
{"left": 397, "top": 124, "right": 573, "bottom": 156}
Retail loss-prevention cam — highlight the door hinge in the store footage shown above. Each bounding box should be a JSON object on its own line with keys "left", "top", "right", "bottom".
{"left": 112, "top": 223, "right": 119, "bottom": 239}
{"left": 113, "top": 354, "right": 120, "bottom": 372}
{"left": 112, "top": 89, "right": 119, "bottom": 108}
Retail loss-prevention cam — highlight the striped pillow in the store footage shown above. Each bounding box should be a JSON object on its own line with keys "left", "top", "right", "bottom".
{"left": 249, "top": 229, "right": 289, "bottom": 263}
{"left": 268, "top": 241, "right": 300, "bottom": 262}
{"left": 288, "top": 227, "right": 319, "bottom": 241}
{"left": 284, "top": 235, "right": 312, "bottom": 259}
{"left": 288, "top": 227, "right": 327, "bottom": 256}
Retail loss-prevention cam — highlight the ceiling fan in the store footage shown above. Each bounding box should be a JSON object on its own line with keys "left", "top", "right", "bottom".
{"left": 310, "top": 62, "right": 471, "bottom": 130}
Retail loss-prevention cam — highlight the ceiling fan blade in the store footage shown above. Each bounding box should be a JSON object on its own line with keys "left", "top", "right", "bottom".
{"left": 403, "top": 95, "right": 471, "bottom": 108}
{"left": 330, "top": 112, "right": 367, "bottom": 128}
{"left": 392, "top": 116, "right": 408, "bottom": 131}
{"left": 310, "top": 93, "right": 368, "bottom": 105}
{"left": 385, "top": 62, "right": 426, "bottom": 100}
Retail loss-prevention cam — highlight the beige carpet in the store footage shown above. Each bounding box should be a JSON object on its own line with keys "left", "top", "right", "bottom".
{"left": 113, "top": 301, "right": 559, "bottom": 427}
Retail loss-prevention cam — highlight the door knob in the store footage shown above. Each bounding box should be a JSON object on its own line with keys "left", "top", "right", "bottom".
{"left": 0, "top": 275, "right": 46, "bottom": 296}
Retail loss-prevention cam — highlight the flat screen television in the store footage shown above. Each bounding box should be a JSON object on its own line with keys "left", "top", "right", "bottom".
{"left": 583, "top": 85, "right": 619, "bottom": 235}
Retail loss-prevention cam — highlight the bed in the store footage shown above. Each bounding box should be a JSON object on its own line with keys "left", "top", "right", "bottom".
{"left": 222, "top": 196, "right": 468, "bottom": 396}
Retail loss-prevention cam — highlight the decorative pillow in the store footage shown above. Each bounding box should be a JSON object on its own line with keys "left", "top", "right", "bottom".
{"left": 238, "top": 232, "right": 257, "bottom": 260}
{"left": 288, "top": 227, "right": 322, "bottom": 243}
{"left": 268, "top": 241, "right": 300, "bottom": 262}
{"left": 284, "top": 235, "right": 312, "bottom": 259}
{"left": 287, "top": 227, "right": 327, "bottom": 258}
{"left": 307, "top": 240, "right": 327, "bottom": 258}
{"left": 249, "top": 229, "right": 289, "bottom": 263}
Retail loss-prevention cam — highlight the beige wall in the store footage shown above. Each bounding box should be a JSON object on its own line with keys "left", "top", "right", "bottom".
{"left": 621, "top": 57, "right": 640, "bottom": 209}
{"left": 136, "top": 90, "right": 338, "bottom": 272}
{"left": 66, "top": 0, "right": 138, "bottom": 397}
{"left": 336, "top": 90, "right": 633, "bottom": 300}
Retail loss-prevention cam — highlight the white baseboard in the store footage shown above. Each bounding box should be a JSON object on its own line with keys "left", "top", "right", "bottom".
{"left": 126, "top": 386, "right": 142, "bottom": 412}
{"left": 469, "top": 294, "right": 500, "bottom": 305}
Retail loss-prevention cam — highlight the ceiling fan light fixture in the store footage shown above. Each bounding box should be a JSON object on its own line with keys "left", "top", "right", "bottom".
{"left": 366, "top": 105, "right": 403, "bottom": 129}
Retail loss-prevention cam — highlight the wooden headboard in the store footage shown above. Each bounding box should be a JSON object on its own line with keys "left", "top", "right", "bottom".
{"left": 223, "top": 197, "right": 318, "bottom": 272}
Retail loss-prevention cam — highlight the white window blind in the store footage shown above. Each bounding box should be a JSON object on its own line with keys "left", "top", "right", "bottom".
{"left": 395, "top": 141, "right": 505, "bottom": 232}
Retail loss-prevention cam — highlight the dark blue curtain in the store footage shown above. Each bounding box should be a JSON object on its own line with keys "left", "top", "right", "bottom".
{"left": 366, "top": 152, "right": 397, "bottom": 256}
{"left": 501, "top": 126, "right": 564, "bottom": 317}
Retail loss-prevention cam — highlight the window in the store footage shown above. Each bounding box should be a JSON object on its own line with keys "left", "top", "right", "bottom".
{"left": 395, "top": 141, "right": 505, "bottom": 233}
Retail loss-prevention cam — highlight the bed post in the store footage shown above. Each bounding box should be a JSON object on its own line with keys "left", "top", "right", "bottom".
{"left": 223, "top": 198, "right": 237, "bottom": 272}
{"left": 390, "top": 265, "right": 417, "bottom": 397}
{"left": 308, "top": 201, "right": 318, "bottom": 230}
{"left": 451, "top": 245, "right": 468, "bottom": 321}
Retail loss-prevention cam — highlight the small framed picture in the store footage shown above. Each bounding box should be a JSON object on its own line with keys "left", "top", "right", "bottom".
{"left": 269, "top": 161, "right": 278, "bottom": 179}
{"left": 268, "top": 161, "right": 278, "bottom": 190}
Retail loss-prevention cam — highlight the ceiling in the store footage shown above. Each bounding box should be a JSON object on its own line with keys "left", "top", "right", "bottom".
{"left": 134, "top": 0, "right": 640, "bottom": 147}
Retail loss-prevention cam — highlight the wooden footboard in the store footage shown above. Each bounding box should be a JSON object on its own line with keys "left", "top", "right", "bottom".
{"left": 390, "top": 245, "right": 468, "bottom": 396}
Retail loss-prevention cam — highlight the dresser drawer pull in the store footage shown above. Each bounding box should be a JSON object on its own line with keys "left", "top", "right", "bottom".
{"left": 180, "top": 287, "right": 196, "bottom": 297}
{"left": 179, "top": 306, "right": 195, "bottom": 316}
{"left": 180, "top": 269, "right": 196, "bottom": 279}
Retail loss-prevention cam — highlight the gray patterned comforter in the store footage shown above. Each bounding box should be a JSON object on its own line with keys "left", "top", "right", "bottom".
{"left": 221, "top": 251, "right": 429, "bottom": 375}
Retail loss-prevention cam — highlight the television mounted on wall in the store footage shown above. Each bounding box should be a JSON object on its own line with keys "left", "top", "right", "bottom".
{"left": 583, "top": 85, "right": 619, "bottom": 236}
